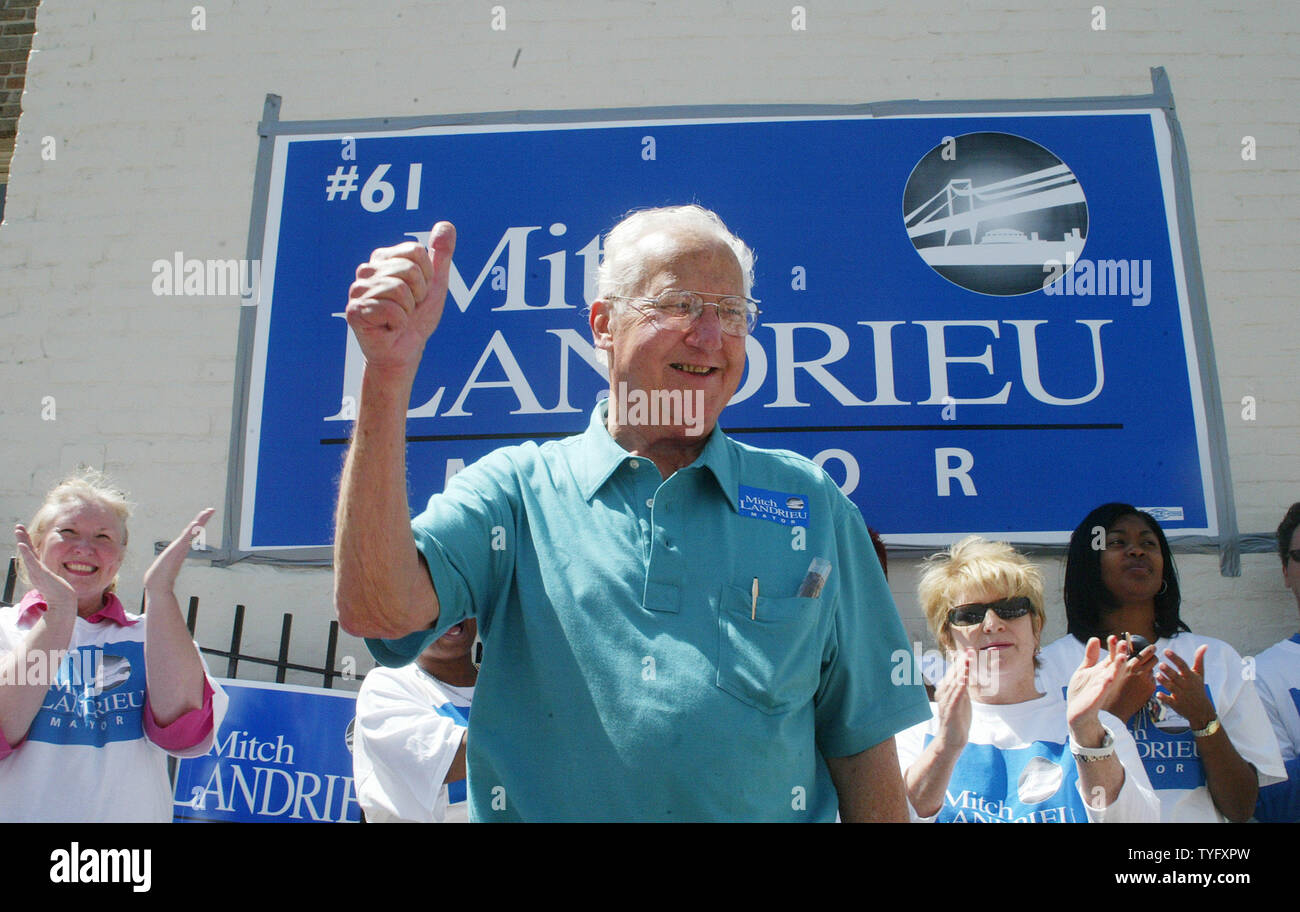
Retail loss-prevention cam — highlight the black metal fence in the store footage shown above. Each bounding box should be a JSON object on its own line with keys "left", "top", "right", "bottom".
{"left": 3, "top": 557, "right": 354, "bottom": 689}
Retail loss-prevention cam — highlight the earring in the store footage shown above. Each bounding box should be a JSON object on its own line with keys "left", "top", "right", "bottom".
{"left": 1157, "top": 580, "right": 1168, "bottom": 597}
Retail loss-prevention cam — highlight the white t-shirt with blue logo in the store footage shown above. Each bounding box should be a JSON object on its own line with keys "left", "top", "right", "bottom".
{"left": 894, "top": 693, "right": 1158, "bottom": 822}
{"left": 352, "top": 663, "right": 473, "bottom": 823}
{"left": 0, "top": 603, "right": 225, "bottom": 822}
{"left": 1251, "top": 633, "right": 1300, "bottom": 821}
{"left": 1038, "top": 632, "right": 1286, "bottom": 822}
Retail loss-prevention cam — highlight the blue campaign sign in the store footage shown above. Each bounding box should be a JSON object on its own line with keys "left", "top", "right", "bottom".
{"left": 230, "top": 98, "right": 1224, "bottom": 556}
{"left": 172, "top": 680, "right": 360, "bottom": 823}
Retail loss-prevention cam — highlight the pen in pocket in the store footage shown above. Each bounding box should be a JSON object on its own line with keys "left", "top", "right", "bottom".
{"left": 796, "top": 557, "right": 832, "bottom": 598}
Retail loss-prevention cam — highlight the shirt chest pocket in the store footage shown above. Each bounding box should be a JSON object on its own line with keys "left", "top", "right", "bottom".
{"left": 716, "top": 584, "right": 827, "bottom": 715}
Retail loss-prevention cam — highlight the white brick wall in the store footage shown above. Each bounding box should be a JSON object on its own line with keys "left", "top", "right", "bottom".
{"left": 1, "top": 0, "right": 1296, "bottom": 684}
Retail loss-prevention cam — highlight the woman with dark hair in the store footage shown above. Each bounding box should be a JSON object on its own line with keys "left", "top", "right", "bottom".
{"left": 1061, "top": 502, "right": 1190, "bottom": 644}
{"left": 1037, "top": 503, "right": 1285, "bottom": 822}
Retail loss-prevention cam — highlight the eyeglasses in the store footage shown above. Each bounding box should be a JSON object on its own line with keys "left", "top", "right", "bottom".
{"left": 947, "top": 596, "right": 1034, "bottom": 628}
{"left": 610, "top": 290, "right": 761, "bottom": 337}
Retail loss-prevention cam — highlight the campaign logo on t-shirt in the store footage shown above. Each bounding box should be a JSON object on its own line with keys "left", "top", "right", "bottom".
{"left": 926, "top": 736, "right": 1085, "bottom": 822}
{"left": 1127, "top": 698, "right": 1208, "bottom": 791}
{"left": 31, "top": 641, "right": 146, "bottom": 746}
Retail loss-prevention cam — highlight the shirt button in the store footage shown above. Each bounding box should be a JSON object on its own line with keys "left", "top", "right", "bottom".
{"left": 645, "top": 498, "right": 654, "bottom": 509}
{"left": 629, "top": 459, "right": 640, "bottom": 470}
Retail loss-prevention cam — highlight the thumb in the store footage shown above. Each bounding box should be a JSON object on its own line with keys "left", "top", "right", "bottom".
{"left": 1081, "top": 636, "right": 1101, "bottom": 669}
{"left": 1193, "top": 644, "right": 1208, "bottom": 676}
{"left": 427, "top": 221, "right": 457, "bottom": 292}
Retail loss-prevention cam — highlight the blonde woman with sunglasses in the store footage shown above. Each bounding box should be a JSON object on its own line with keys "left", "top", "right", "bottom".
{"left": 894, "top": 536, "right": 1158, "bottom": 822}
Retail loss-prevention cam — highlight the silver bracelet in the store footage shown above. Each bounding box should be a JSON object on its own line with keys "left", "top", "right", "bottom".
{"left": 1070, "top": 726, "right": 1116, "bottom": 762}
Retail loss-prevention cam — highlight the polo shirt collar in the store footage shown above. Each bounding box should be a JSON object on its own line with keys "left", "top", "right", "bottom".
{"left": 577, "top": 399, "right": 740, "bottom": 513}
{"left": 15, "top": 588, "right": 138, "bottom": 628}
{"left": 695, "top": 412, "right": 741, "bottom": 513}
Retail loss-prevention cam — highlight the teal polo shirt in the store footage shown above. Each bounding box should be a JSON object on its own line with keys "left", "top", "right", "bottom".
{"left": 369, "top": 402, "right": 928, "bottom": 821}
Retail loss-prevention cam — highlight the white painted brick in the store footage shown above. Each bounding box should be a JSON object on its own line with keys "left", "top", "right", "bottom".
{"left": 4, "top": 0, "right": 1296, "bottom": 664}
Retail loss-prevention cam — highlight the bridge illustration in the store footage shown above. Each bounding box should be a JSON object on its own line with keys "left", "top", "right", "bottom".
{"left": 906, "top": 164, "right": 1087, "bottom": 267}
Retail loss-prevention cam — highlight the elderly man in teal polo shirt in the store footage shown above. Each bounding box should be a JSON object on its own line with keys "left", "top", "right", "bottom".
{"left": 335, "top": 205, "right": 930, "bottom": 821}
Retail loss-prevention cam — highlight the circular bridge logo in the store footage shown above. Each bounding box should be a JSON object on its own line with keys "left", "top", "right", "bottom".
{"left": 903, "top": 132, "right": 1089, "bottom": 296}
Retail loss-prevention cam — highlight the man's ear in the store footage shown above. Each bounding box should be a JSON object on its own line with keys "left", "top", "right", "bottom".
{"left": 590, "top": 299, "right": 615, "bottom": 352}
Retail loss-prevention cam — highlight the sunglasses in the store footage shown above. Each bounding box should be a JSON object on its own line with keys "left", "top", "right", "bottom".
{"left": 947, "top": 596, "right": 1034, "bottom": 628}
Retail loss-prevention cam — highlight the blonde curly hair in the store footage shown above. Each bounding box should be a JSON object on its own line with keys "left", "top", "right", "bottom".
{"left": 918, "top": 535, "right": 1045, "bottom": 658}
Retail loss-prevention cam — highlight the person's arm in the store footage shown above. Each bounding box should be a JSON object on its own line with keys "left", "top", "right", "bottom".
{"left": 827, "top": 737, "right": 909, "bottom": 822}
{"left": 444, "top": 731, "right": 469, "bottom": 785}
{"left": 1158, "top": 645, "right": 1259, "bottom": 821}
{"left": 816, "top": 496, "right": 932, "bottom": 821}
{"left": 1253, "top": 667, "right": 1300, "bottom": 822}
{"left": 142, "top": 511, "right": 211, "bottom": 726}
{"left": 334, "top": 223, "right": 456, "bottom": 639}
{"left": 1255, "top": 756, "right": 1300, "bottom": 822}
{"left": 0, "top": 527, "right": 77, "bottom": 751}
{"left": 1066, "top": 637, "right": 1132, "bottom": 809}
{"left": 902, "top": 650, "right": 972, "bottom": 818}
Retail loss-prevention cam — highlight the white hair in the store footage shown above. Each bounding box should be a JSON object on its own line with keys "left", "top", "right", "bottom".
{"left": 596, "top": 205, "right": 756, "bottom": 304}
